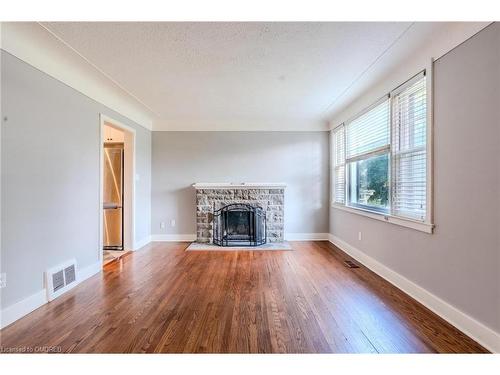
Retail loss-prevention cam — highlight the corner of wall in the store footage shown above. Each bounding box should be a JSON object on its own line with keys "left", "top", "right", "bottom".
{"left": 133, "top": 236, "right": 152, "bottom": 250}
{"left": 1, "top": 22, "right": 154, "bottom": 130}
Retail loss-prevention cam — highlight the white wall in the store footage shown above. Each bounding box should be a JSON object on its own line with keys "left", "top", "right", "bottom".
{"left": 329, "top": 23, "right": 500, "bottom": 351}
{"left": 151, "top": 131, "right": 330, "bottom": 238}
{"left": 1, "top": 22, "right": 153, "bottom": 129}
{"left": 328, "top": 22, "right": 491, "bottom": 130}
{"left": 0, "top": 51, "right": 152, "bottom": 322}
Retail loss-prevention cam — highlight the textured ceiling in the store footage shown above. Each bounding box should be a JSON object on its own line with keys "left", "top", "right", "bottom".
{"left": 41, "top": 22, "right": 417, "bottom": 130}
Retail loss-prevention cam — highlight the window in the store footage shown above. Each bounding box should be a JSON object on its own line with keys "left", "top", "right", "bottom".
{"left": 346, "top": 98, "right": 390, "bottom": 213}
{"left": 331, "top": 71, "right": 431, "bottom": 230}
{"left": 391, "top": 74, "right": 427, "bottom": 221}
{"left": 332, "top": 125, "right": 345, "bottom": 204}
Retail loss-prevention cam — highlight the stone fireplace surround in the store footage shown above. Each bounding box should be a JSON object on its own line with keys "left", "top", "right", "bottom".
{"left": 194, "top": 183, "right": 286, "bottom": 244}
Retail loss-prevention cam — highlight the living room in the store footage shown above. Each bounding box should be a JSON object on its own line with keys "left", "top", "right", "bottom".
{"left": 0, "top": 1, "right": 499, "bottom": 373}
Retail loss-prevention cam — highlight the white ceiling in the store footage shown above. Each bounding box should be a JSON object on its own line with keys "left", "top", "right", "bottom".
{"left": 39, "top": 22, "right": 485, "bottom": 131}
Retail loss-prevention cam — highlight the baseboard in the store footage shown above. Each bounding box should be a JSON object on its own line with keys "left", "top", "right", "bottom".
{"left": 285, "top": 233, "right": 330, "bottom": 241}
{"left": 78, "top": 261, "right": 101, "bottom": 283}
{"left": 328, "top": 233, "right": 500, "bottom": 353}
{"left": 133, "top": 235, "right": 152, "bottom": 250}
{"left": 0, "top": 260, "right": 101, "bottom": 331}
{"left": 151, "top": 233, "right": 330, "bottom": 242}
{"left": 151, "top": 234, "right": 197, "bottom": 242}
{"left": 0, "top": 289, "right": 47, "bottom": 330}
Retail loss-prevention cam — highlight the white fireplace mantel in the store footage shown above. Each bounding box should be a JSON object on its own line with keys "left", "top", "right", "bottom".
{"left": 192, "top": 182, "right": 287, "bottom": 189}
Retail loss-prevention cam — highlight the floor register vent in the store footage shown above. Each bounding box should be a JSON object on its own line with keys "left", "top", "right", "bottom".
{"left": 344, "top": 260, "right": 360, "bottom": 269}
{"left": 45, "top": 260, "right": 78, "bottom": 301}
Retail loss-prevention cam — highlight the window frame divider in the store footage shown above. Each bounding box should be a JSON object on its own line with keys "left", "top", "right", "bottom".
{"left": 344, "top": 144, "right": 390, "bottom": 164}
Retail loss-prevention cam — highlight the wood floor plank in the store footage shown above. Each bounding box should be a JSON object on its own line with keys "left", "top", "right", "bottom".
{"left": 0, "top": 241, "right": 489, "bottom": 353}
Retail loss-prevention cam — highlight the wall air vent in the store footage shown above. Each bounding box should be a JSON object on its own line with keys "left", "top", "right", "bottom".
{"left": 52, "top": 270, "right": 65, "bottom": 292}
{"left": 64, "top": 265, "right": 76, "bottom": 285}
{"left": 45, "top": 260, "right": 78, "bottom": 301}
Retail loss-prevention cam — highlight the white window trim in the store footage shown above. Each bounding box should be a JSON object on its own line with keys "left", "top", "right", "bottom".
{"left": 425, "top": 61, "right": 435, "bottom": 226}
{"left": 332, "top": 203, "right": 434, "bottom": 233}
{"left": 330, "top": 62, "right": 435, "bottom": 234}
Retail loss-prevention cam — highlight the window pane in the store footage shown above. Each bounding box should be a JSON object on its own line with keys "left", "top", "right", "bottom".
{"left": 391, "top": 73, "right": 427, "bottom": 221}
{"left": 334, "top": 166, "right": 345, "bottom": 204}
{"left": 348, "top": 153, "right": 389, "bottom": 211}
{"left": 346, "top": 99, "right": 390, "bottom": 159}
{"left": 393, "top": 77, "right": 426, "bottom": 151}
{"left": 393, "top": 150, "right": 426, "bottom": 220}
{"left": 333, "top": 126, "right": 345, "bottom": 167}
{"left": 332, "top": 126, "right": 346, "bottom": 204}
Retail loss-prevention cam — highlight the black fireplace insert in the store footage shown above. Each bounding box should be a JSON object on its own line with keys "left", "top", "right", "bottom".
{"left": 213, "top": 203, "right": 266, "bottom": 246}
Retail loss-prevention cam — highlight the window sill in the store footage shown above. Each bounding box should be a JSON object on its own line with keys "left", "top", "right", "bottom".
{"left": 331, "top": 203, "right": 434, "bottom": 234}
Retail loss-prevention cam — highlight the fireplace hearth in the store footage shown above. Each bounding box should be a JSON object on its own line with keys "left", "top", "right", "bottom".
{"left": 213, "top": 203, "right": 266, "bottom": 246}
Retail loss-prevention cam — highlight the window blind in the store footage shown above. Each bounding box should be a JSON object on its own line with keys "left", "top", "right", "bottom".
{"left": 346, "top": 98, "right": 390, "bottom": 160}
{"left": 391, "top": 73, "right": 427, "bottom": 221}
{"left": 332, "top": 125, "right": 345, "bottom": 204}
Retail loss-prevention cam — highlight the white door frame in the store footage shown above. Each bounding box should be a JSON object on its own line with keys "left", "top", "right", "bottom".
{"left": 99, "top": 114, "right": 136, "bottom": 266}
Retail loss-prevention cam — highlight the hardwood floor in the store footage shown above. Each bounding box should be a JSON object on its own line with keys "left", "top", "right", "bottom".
{"left": 103, "top": 249, "right": 131, "bottom": 266}
{"left": 0, "top": 241, "right": 488, "bottom": 353}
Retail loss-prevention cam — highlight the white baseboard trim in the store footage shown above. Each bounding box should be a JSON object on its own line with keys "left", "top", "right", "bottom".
{"left": 78, "top": 261, "right": 102, "bottom": 283}
{"left": 0, "top": 260, "right": 102, "bottom": 331}
{"left": 151, "top": 233, "right": 330, "bottom": 242}
{"left": 285, "top": 233, "right": 330, "bottom": 241}
{"left": 151, "top": 234, "right": 197, "bottom": 242}
{"left": 328, "top": 233, "right": 500, "bottom": 353}
{"left": 133, "top": 236, "right": 152, "bottom": 250}
{"left": 0, "top": 289, "right": 47, "bottom": 330}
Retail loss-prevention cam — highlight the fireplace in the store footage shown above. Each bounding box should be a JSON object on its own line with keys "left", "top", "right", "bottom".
{"left": 213, "top": 203, "right": 266, "bottom": 246}
{"left": 194, "top": 183, "right": 285, "bottom": 243}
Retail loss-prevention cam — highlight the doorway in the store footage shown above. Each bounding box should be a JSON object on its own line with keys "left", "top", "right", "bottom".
{"left": 99, "top": 115, "right": 136, "bottom": 267}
